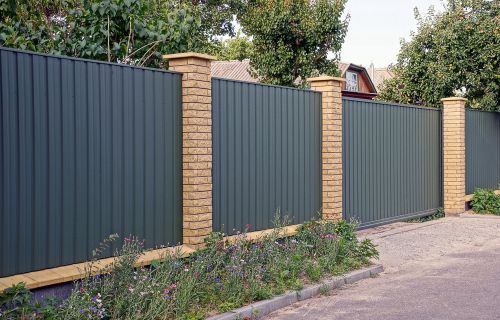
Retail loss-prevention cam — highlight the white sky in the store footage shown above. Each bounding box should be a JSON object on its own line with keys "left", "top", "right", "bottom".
{"left": 340, "top": 0, "right": 445, "bottom": 68}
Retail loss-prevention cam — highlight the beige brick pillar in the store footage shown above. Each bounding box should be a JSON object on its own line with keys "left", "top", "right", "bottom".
{"left": 163, "top": 52, "right": 216, "bottom": 247}
{"left": 442, "top": 97, "right": 467, "bottom": 215}
{"left": 307, "top": 76, "right": 345, "bottom": 220}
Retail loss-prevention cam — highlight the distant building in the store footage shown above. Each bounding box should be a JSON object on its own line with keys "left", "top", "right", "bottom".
{"left": 368, "top": 63, "right": 395, "bottom": 91}
{"left": 211, "top": 59, "right": 258, "bottom": 83}
{"left": 211, "top": 59, "right": 378, "bottom": 100}
{"left": 336, "top": 62, "right": 378, "bottom": 100}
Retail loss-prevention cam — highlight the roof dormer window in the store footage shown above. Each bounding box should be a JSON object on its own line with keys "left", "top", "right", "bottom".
{"left": 346, "top": 71, "right": 358, "bottom": 92}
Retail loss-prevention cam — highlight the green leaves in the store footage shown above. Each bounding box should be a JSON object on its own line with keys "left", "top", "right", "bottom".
{"left": 0, "top": 0, "right": 233, "bottom": 68}
{"left": 213, "top": 32, "right": 254, "bottom": 61}
{"left": 238, "top": 0, "right": 348, "bottom": 87}
{"left": 471, "top": 189, "right": 500, "bottom": 215}
{"left": 378, "top": 0, "right": 499, "bottom": 111}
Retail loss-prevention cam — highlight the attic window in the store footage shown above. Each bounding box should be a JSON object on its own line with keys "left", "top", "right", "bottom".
{"left": 346, "top": 71, "right": 358, "bottom": 92}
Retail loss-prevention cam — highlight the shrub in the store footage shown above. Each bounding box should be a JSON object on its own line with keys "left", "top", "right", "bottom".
{"left": 471, "top": 188, "right": 500, "bottom": 215}
{"left": 0, "top": 218, "right": 378, "bottom": 319}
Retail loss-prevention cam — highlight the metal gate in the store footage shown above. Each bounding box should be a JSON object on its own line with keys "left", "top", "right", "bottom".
{"left": 342, "top": 98, "right": 443, "bottom": 228}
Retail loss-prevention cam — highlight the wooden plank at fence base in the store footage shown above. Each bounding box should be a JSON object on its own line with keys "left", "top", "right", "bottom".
{"left": 225, "top": 224, "right": 302, "bottom": 243}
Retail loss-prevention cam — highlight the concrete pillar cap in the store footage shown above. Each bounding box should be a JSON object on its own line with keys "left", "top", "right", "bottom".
{"left": 441, "top": 97, "right": 467, "bottom": 102}
{"left": 163, "top": 52, "right": 216, "bottom": 61}
{"left": 307, "top": 76, "right": 346, "bottom": 83}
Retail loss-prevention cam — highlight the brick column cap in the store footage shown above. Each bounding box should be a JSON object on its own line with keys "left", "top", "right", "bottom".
{"left": 163, "top": 52, "right": 216, "bottom": 61}
{"left": 307, "top": 76, "right": 346, "bottom": 83}
{"left": 441, "top": 97, "right": 467, "bottom": 103}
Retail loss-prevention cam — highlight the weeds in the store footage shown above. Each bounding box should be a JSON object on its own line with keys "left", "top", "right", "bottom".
{"left": 471, "top": 188, "right": 500, "bottom": 215}
{"left": 1, "top": 218, "right": 378, "bottom": 319}
{"left": 407, "top": 208, "right": 444, "bottom": 223}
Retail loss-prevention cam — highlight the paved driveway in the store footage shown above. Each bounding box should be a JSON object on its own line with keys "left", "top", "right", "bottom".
{"left": 265, "top": 214, "right": 500, "bottom": 320}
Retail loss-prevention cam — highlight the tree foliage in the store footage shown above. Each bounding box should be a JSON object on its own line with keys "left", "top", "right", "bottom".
{"left": 190, "top": 0, "right": 243, "bottom": 39}
{"left": 238, "top": 0, "right": 349, "bottom": 87}
{"left": 378, "top": 0, "right": 499, "bottom": 111}
{"left": 0, "top": 0, "right": 239, "bottom": 68}
{"left": 213, "top": 31, "right": 253, "bottom": 61}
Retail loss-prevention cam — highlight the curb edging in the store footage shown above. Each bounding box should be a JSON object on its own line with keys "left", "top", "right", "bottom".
{"left": 207, "top": 264, "right": 384, "bottom": 320}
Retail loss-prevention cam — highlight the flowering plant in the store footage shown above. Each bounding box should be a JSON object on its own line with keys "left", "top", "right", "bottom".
{"left": 1, "top": 218, "right": 377, "bottom": 319}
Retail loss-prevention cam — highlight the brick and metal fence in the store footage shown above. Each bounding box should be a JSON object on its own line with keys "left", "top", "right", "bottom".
{"left": 1, "top": 47, "right": 499, "bottom": 283}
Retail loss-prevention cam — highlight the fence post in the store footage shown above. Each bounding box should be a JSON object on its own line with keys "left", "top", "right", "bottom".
{"left": 163, "top": 52, "right": 216, "bottom": 247}
{"left": 442, "top": 97, "right": 467, "bottom": 215}
{"left": 307, "top": 76, "right": 345, "bottom": 221}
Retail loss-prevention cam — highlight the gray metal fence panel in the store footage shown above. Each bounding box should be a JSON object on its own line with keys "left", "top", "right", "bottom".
{"left": 213, "top": 78, "right": 322, "bottom": 233}
{"left": 342, "top": 98, "right": 442, "bottom": 228}
{"left": 0, "top": 47, "right": 182, "bottom": 277}
{"left": 465, "top": 109, "right": 500, "bottom": 194}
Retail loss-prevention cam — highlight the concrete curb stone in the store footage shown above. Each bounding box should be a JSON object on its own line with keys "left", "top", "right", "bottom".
{"left": 296, "top": 284, "right": 321, "bottom": 301}
{"left": 207, "top": 264, "right": 384, "bottom": 320}
{"left": 321, "top": 277, "right": 345, "bottom": 291}
{"left": 344, "top": 268, "right": 371, "bottom": 284}
{"left": 369, "top": 264, "right": 384, "bottom": 275}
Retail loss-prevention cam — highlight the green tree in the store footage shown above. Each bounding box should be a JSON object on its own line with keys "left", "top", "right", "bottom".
{"left": 59, "top": 0, "right": 203, "bottom": 68}
{"left": 0, "top": 0, "right": 241, "bottom": 68}
{"left": 237, "top": 0, "right": 349, "bottom": 87}
{"left": 188, "top": 0, "right": 243, "bottom": 39}
{"left": 213, "top": 31, "right": 253, "bottom": 60}
{"left": 378, "top": 0, "right": 499, "bottom": 111}
{"left": 0, "top": 0, "right": 72, "bottom": 52}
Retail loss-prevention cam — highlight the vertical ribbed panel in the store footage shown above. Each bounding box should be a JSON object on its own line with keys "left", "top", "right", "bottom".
{"left": 213, "top": 78, "right": 322, "bottom": 233}
{"left": 342, "top": 98, "right": 443, "bottom": 228}
{"left": 465, "top": 109, "right": 500, "bottom": 194}
{"left": 0, "top": 47, "right": 182, "bottom": 277}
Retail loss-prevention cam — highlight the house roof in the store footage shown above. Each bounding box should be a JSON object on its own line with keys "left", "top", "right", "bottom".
{"left": 210, "top": 59, "right": 258, "bottom": 83}
{"left": 370, "top": 67, "right": 395, "bottom": 90}
{"left": 210, "top": 59, "right": 378, "bottom": 94}
{"left": 337, "top": 62, "right": 350, "bottom": 75}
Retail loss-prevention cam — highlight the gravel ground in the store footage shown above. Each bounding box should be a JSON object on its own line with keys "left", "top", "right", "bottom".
{"left": 264, "top": 215, "right": 500, "bottom": 320}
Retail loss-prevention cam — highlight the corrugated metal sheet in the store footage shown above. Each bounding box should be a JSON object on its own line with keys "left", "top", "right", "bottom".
{"left": 0, "top": 47, "right": 183, "bottom": 277}
{"left": 213, "top": 78, "right": 322, "bottom": 233}
{"left": 342, "top": 98, "right": 442, "bottom": 228}
{"left": 465, "top": 109, "right": 500, "bottom": 194}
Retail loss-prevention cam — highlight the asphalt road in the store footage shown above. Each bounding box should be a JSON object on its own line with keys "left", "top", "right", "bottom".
{"left": 265, "top": 215, "right": 500, "bottom": 320}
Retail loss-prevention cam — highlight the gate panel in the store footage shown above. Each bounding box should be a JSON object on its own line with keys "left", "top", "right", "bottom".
{"left": 343, "top": 98, "right": 442, "bottom": 228}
